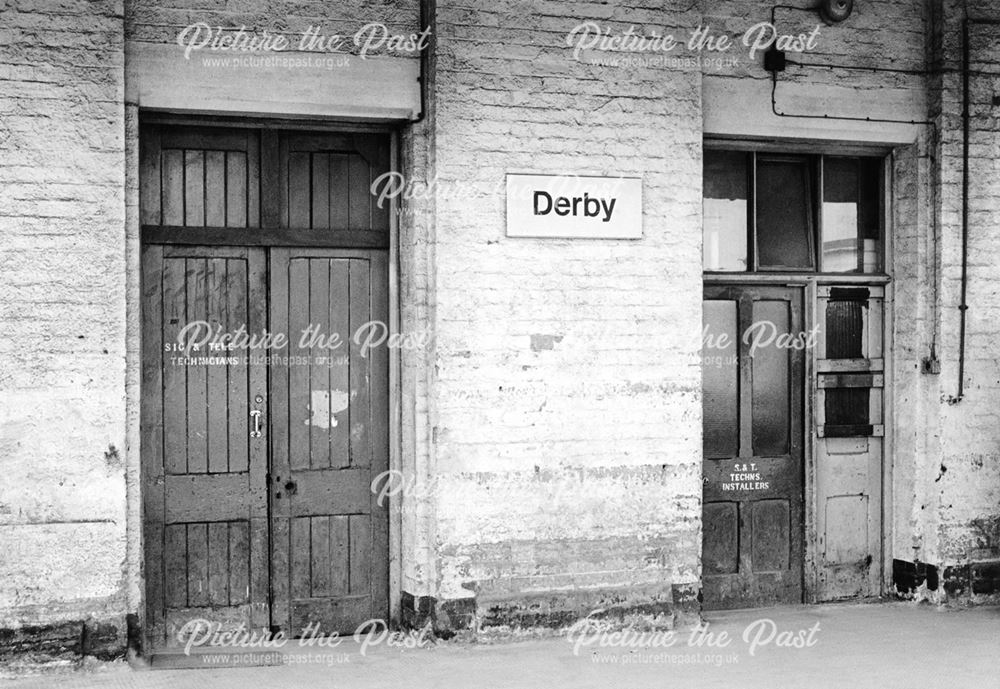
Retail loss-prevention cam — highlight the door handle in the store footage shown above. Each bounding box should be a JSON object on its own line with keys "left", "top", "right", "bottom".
{"left": 250, "top": 409, "right": 262, "bottom": 438}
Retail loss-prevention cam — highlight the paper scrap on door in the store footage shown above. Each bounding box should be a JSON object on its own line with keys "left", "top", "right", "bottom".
{"left": 305, "top": 389, "right": 350, "bottom": 429}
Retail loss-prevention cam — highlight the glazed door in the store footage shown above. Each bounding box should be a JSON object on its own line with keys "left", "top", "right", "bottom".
{"left": 701, "top": 285, "right": 805, "bottom": 609}
{"left": 268, "top": 248, "right": 389, "bottom": 636}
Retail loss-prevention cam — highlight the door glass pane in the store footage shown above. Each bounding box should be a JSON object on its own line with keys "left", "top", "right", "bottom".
{"left": 703, "top": 300, "right": 739, "bottom": 458}
{"left": 757, "top": 158, "right": 814, "bottom": 270}
{"left": 703, "top": 151, "right": 748, "bottom": 271}
{"left": 751, "top": 301, "right": 790, "bottom": 456}
{"left": 822, "top": 157, "right": 860, "bottom": 272}
{"left": 859, "top": 157, "right": 882, "bottom": 273}
{"left": 825, "top": 293, "right": 866, "bottom": 359}
{"left": 825, "top": 388, "right": 870, "bottom": 426}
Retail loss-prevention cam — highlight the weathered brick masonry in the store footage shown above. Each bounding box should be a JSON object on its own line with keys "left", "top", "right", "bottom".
{"left": 926, "top": 0, "right": 1000, "bottom": 597}
{"left": 0, "top": 0, "right": 999, "bottom": 664}
{"left": 424, "top": 1, "right": 704, "bottom": 630}
{"left": 0, "top": 0, "right": 128, "bottom": 659}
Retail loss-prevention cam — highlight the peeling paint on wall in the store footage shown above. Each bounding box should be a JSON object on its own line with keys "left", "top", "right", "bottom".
{"left": 528, "top": 334, "right": 563, "bottom": 352}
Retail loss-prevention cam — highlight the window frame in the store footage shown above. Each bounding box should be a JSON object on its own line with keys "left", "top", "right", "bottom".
{"left": 702, "top": 141, "right": 889, "bottom": 278}
{"left": 138, "top": 115, "right": 393, "bottom": 250}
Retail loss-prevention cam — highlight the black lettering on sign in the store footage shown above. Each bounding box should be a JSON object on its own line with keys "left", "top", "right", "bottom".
{"left": 532, "top": 191, "right": 617, "bottom": 222}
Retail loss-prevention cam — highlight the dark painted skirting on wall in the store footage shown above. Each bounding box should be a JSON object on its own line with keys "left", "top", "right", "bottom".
{"left": 892, "top": 558, "right": 938, "bottom": 595}
{"left": 400, "top": 583, "right": 701, "bottom": 637}
{"left": 943, "top": 561, "right": 1000, "bottom": 597}
{"left": 894, "top": 556, "right": 1000, "bottom": 598}
{"left": 0, "top": 618, "right": 125, "bottom": 662}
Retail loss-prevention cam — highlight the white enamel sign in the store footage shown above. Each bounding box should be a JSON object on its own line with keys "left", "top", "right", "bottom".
{"left": 505, "top": 174, "right": 643, "bottom": 239}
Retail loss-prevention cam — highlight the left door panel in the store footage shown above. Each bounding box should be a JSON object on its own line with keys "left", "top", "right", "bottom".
{"left": 142, "top": 245, "right": 270, "bottom": 649}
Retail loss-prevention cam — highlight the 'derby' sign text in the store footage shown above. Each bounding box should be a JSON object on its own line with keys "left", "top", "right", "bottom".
{"left": 505, "top": 174, "right": 642, "bottom": 239}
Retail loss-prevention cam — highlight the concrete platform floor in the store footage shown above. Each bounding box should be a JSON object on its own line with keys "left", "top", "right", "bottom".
{"left": 4, "top": 602, "right": 998, "bottom": 689}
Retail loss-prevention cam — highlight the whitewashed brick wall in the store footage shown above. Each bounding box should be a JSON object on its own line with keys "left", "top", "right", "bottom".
{"left": 126, "top": 0, "right": 420, "bottom": 54}
{"left": 0, "top": 0, "right": 128, "bottom": 631}
{"left": 931, "top": 0, "right": 1000, "bottom": 581}
{"left": 422, "top": 1, "right": 705, "bottom": 625}
{"left": 3, "top": 0, "right": 1000, "bottom": 647}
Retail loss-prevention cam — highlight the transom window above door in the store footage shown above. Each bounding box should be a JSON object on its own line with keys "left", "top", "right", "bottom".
{"left": 139, "top": 123, "right": 391, "bottom": 249}
{"left": 703, "top": 150, "right": 884, "bottom": 274}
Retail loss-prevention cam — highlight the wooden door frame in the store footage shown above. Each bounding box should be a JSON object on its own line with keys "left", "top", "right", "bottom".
{"left": 137, "top": 118, "right": 404, "bottom": 651}
{"left": 701, "top": 140, "right": 896, "bottom": 604}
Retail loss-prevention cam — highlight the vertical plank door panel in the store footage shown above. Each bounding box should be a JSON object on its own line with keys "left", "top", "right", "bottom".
{"left": 347, "top": 154, "right": 370, "bottom": 230}
{"left": 329, "top": 155, "right": 350, "bottom": 229}
{"left": 142, "top": 243, "right": 269, "bottom": 651}
{"left": 185, "top": 258, "right": 208, "bottom": 474}
{"left": 205, "top": 151, "right": 227, "bottom": 227}
{"left": 311, "top": 153, "right": 330, "bottom": 230}
{"left": 288, "top": 152, "right": 311, "bottom": 228}
{"left": 160, "top": 149, "right": 185, "bottom": 226}
{"left": 184, "top": 150, "right": 205, "bottom": 227}
{"left": 288, "top": 259, "right": 311, "bottom": 472}
{"left": 226, "top": 259, "right": 249, "bottom": 473}
{"left": 330, "top": 260, "right": 351, "bottom": 468}
{"left": 162, "top": 258, "right": 187, "bottom": 475}
{"left": 206, "top": 259, "right": 229, "bottom": 473}
{"left": 269, "top": 249, "right": 389, "bottom": 636}
{"left": 308, "top": 258, "right": 331, "bottom": 470}
{"left": 207, "top": 521, "right": 230, "bottom": 605}
{"left": 310, "top": 516, "right": 332, "bottom": 598}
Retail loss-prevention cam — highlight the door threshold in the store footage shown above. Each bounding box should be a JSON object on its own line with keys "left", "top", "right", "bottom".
{"left": 143, "top": 647, "right": 286, "bottom": 671}
{"left": 703, "top": 597, "right": 890, "bottom": 617}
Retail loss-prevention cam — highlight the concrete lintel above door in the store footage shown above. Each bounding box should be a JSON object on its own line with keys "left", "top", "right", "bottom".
{"left": 126, "top": 42, "right": 421, "bottom": 122}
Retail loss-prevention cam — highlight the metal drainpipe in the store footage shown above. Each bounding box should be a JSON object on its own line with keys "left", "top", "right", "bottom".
{"left": 956, "top": 16, "right": 969, "bottom": 402}
{"left": 954, "top": 16, "right": 1000, "bottom": 402}
{"left": 412, "top": 0, "right": 432, "bottom": 124}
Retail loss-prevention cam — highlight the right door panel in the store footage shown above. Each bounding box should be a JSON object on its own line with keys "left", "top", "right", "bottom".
{"left": 814, "top": 285, "right": 884, "bottom": 600}
{"left": 268, "top": 248, "right": 389, "bottom": 636}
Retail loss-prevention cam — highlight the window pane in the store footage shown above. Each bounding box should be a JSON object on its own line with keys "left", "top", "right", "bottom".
{"left": 752, "top": 300, "right": 790, "bottom": 456}
{"left": 756, "top": 158, "right": 814, "bottom": 270}
{"left": 703, "top": 300, "right": 739, "bottom": 458}
{"left": 859, "top": 157, "right": 882, "bottom": 273}
{"left": 822, "top": 157, "right": 860, "bottom": 272}
{"left": 825, "top": 388, "right": 870, "bottom": 426}
{"left": 825, "top": 295, "right": 866, "bottom": 359}
{"left": 703, "top": 151, "right": 748, "bottom": 271}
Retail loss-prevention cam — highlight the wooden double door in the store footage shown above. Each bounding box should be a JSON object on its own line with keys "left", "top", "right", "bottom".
{"left": 142, "top": 246, "right": 388, "bottom": 647}
{"left": 140, "top": 124, "right": 392, "bottom": 650}
{"left": 701, "top": 285, "right": 805, "bottom": 609}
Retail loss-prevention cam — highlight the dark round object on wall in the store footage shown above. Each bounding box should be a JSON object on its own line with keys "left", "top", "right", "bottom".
{"left": 820, "top": 0, "right": 854, "bottom": 24}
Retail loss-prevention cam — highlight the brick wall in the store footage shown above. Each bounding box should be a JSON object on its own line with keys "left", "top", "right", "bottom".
{"left": 3, "top": 0, "right": 1000, "bottom": 661}
{"left": 881, "top": 0, "right": 1000, "bottom": 600}
{"left": 930, "top": 0, "right": 1000, "bottom": 596}
{"left": 126, "top": 0, "right": 420, "bottom": 55}
{"left": 0, "top": 0, "right": 128, "bottom": 654}
{"left": 423, "top": 0, "right": 704, "bottom": 628}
